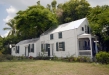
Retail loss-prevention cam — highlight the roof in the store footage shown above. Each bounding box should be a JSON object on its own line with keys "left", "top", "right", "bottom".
{"left": 78, "top": 33, "right": 95, "bottom": 38}
{"left": 51, "top": 18, "right": 86, "bottom": 34}
{"left": 16, "top": 38, "right": 39, "bottom": 45}
{"left": 40, "top": 26, "right": 56, "bottom": 36}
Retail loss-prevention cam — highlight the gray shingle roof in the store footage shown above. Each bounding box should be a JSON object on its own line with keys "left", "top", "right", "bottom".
{"left": 16, "top": 38, "right": 39, "bottom": 45}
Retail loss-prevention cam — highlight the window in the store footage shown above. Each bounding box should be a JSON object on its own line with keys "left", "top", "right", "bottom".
{"left": 56, "top": 42, "right": 65, "bottom": 51}
{"left": 28, "top": 44, "right": 34, "bottom": 53}
{"left": 41, "top": 43, "right": 47, "bottom": 52}
{"left": 87, "top": 26, "right": 90, "bottom": 34}
{"left": 58, "top": 32, "right": 62, "bottom": 38}
{"left": 16, "top": 46, "right": 19, "bottom": 53}
{"left": 82, "top": 27, "right": 84, "bottom": 31}
{"left": 85, "top": 25, "right": 90, "bottom": 34}
{"left": 31, "top": 44, "right": 34, "bottom": 52}
{"left": 46, "top": 44, "right": 50, "bottom": 52}
{"left": 50, "top": 34, "right": 53, "bottom": 40}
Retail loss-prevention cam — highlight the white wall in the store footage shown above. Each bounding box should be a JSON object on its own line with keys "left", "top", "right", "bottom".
{"left": 77, "top": 19, "right": 89, "bottom": 35}
{"left": 40, "top": 29, "right": 78, "bottom": 57}
{"left": 39, "top": 19, "right": 90, "bottom": 58}
{"left": 11, "top": 40, "right": 40, "bottom": 57}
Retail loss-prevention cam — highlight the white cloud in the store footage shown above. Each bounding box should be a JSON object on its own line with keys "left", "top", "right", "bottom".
{"left": 6, "top": 6, "right": 17, "bottom": 14}
{"left": 3, "top": 15, "right": 12, "bottom": 22}
{"left": 3, "top": 6, "right": 17, "bottom": 22}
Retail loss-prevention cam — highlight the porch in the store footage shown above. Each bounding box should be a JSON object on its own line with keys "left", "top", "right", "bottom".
{"left": 78, "top": 34, "right": 98, "bottom": 58}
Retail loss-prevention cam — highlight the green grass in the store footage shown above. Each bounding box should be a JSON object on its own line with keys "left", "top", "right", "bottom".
{"left": 0, "top": 60, "right": 109, "bottom": 75}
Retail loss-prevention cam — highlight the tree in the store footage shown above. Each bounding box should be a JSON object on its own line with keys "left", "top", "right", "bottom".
{"left": 56, "top": 3, "right": 63, "bottom": 24}
{"left": 15, "top": 4, "right": 58, "bottom": 39}
{"left": 60, "top": 0, "right": 90, "bottom": 23}
{"left": 51, "top": 0, "right": 57, "bottom": 13}
{"left": 88, "top": 5, "right": 109, "bottom": 51}
{"left": 3, "top": 19, "right": 16, "bottom": 36}
{"left": 37, "top": 0, "right": 40, "bottom": 5}
{"left": 46, "top": 4, "right": 51, "bottom": 11}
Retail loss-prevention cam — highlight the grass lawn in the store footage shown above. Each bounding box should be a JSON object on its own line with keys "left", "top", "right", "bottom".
{"left": 0, "top": 60, "right": 109, "bottom": 75}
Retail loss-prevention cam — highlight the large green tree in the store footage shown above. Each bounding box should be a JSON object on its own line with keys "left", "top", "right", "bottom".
{"left": 15, "top": 3, "right": 58, "bottom": 39}
{"left": 60, "top": 0, "right": 90, "bottom": 23}
{"left": 88, "top": 5, "right": 109, "bottom": 51}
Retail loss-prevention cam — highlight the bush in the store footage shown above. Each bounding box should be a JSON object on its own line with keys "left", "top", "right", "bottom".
{"left": 0, "top": 54, "right": 5, "bottom": 62}
{"left": 5, "top": 54, "right": 13, "bottom": 60}
{"left": 67, "top": 56, "right": 91, "bottom": 62}
{"left": 0, "top": 54, "right": 14, "bottom": 61}
{"left": 96, "top": 51, "right": 109, "bottom": 64}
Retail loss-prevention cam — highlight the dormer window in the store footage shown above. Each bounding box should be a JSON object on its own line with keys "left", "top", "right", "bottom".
{"left": 82, "top": 27, "right": 84, "bottom": 31}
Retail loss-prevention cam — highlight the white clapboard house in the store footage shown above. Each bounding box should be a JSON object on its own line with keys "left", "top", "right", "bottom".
{"left": 11, "top": 18, "right": 98, "bottom": 58}
{"left": 11, "top": 38, "right": 40, "bottom": 57}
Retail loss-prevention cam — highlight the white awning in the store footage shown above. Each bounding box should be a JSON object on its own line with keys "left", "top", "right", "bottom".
{"left": 78, "top": 33, "right": 95, "bottom": 38}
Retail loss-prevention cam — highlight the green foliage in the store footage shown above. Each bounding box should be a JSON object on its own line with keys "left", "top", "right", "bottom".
{"left": 67, "top": 56, "right": 91, "bottom": 62}
{"left": 96, "top": 51, "right": 109, "bottom": 64}
{"left": 15, "top": 4, "right": 58, "bottom": 38}
{"left": 0, "top": 54, "right": 13, "bottom": 62}
{"left": 87, "top": 5, "right": 109, "bottom": 51}
{"left": 51, "top": 0, "right": 57, "bottom": 13}
{"left": 60, "top": 0, "right": 91, "bottom": 23}
{"left": 3, "top": 19, "right": 16, "bottom": 36}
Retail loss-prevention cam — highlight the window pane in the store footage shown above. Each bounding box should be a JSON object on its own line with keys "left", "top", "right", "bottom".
{"left": 59, "top": 32, "right": 62, "bottom": 38}
{"left": 82, "top": 27, "right": 84, "bottom": 31}
{"left": 59, "top": 42, "right": 63, "bottom": 48}
{"left": 50, "top": 34, "right": 53, "bottom": 40}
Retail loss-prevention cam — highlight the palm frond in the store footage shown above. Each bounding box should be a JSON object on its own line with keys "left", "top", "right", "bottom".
{"left": 3, "top": 27, "right": 11, "bottom": 30}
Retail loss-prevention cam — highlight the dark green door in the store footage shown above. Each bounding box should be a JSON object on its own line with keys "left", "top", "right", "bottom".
{"left": 46, "top": 44, "right": 50, "bottom": 57}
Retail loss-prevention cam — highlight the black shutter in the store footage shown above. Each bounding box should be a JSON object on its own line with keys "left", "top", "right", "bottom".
{"left": 18, "top": 46, "right": 19, "bottom": 53}
{"left": 56, "top": 42, "right": 58, "bottom": 51}
{"left": 16, "top": 46, "right": 17, "bottom": 53}
{"left": 87, "top": 26, "right": 90, "bottom": 34}
{"left": 62, "top": 42, "right": 65, "bottom": 51}
{"left": 32, "top": 44, "right": 34, "bottom": 52}
{"left": 28, "top": 44, "right": 30, "bottom": 52}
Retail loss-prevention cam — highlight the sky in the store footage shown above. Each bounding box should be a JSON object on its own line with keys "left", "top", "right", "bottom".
{"left": 0, "top": 0, "right": 109, "bottom": 37}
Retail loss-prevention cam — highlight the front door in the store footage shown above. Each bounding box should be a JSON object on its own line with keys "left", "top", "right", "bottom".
{"left": 25, "top": 47, "right": 28, "bottom": 57}
{"left": 48, "top": 44, "right": 50, "bottom": 57}
{"left": 46, "top": 44, "right": 50, "bottom": 57}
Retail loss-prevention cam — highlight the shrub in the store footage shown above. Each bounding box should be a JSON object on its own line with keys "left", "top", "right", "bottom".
{"left": 96, "top": 51, "right": 109, "bottom": 64}
{"left": 0, "top": 54, "right": 5, "bottom": 62}
{"left": 5, "top": 54, "right": 13, "bottom": 60}
{"left": 36, "top": 56, "right": 51, "bottom": 60}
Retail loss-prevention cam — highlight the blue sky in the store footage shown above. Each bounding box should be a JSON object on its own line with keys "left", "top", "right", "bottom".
{"left": 0, "top": 4, "right": 9, "bottom": 37}
{"left": 0, "top": 0, "right": 109, "bottom": 37}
